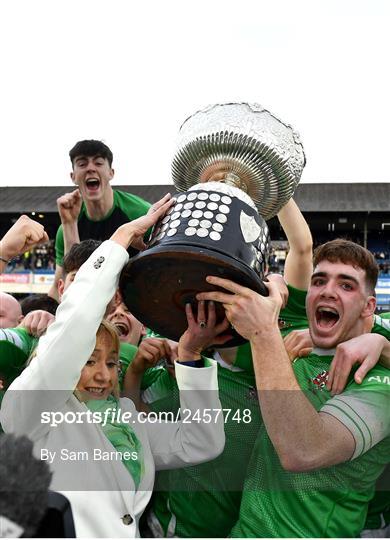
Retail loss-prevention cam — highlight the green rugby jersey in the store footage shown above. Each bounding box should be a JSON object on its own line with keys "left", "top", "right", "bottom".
{"left": 0, "top": 327, "right": 37, "bottom": 429}
{"left": 144, "top": 285, "right": 308, "bottom": 537}
{"left": 118, "top": 342, "right": 138, "bottom": 390}
{"left": 147, "top": 361, "right": 262, "bottom": 538}
{"left": 364, "top": 465, "right": 390, "bottom": 530}
{"left": 231, "top": 306, "right": 390, "bottom": 538}
{"left": 365, "top": 312, "right": 390, "bottom": 532}
{"left": 0, "top": 327, "right": 37, "bottom": 389}
{"left": 55, "top": 189, "right": 150, "bottom": 265}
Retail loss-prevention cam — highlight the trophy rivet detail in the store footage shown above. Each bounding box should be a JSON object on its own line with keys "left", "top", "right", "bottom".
{"left": 171, "top": 212, "right": 181, "bottom": 220}
{"left": 200, "top": 220, "right": 212, "bottom": 229}
{"left": 184, "top": 202, "right": 194, "bottom": 210}
{"left": 221, "top": 196, "right": 232, "bottom": 205}
{"left": 182, "top": 210, "right": 192, "bottom": 218}
{"left": 212, "top": 223, "right": 223, "bottom": 232}
{"left": 170, "top": 220, "right": 180, "bottom": 228}
{"left": 174, "top": 203, "right": 183, "bottom": 211}
{"left": 185, "top": 227, "right": 197, "bottom": 236}
{"left": 195, "top": 201, "right": 206, "bottom": 209}
{"left": 209, "top": 193, "right": 221, "bottom": 202}
{"left": 216, "top": 214, "right": 227, "bottom": 223}
{"left": 207, "top": 202, "right": 218, "bottom": 211}
{"left": 198, "top": 192, "right": 208, "bottom": 200}
{"left": 167, "top": 229, "right": 177, "bottom": 237}
{"left": 219, "top": 205, "right": 230, "bottom": 214}
{"left": 204, "top": 211, "right": 214, "bottom": 219}
{"left": 188, "top": 219, "right": 199, "bottom": 227}
{"left": 177, "top": 195, "right": 186, "bottom": 203}
{"left": 210, "top": 231, "right": 221, "bottom": 241}
{"left": 187, "top": 193, "right": 197, "bottom": 201}
{"left": 196, "top": 228, "right": 209, "bottom": 238}
{"left": 162, "top": 216, "right": 170, "bottom": 224}
{"left": 192, "top": 210, "right": 203, "bottom": 219}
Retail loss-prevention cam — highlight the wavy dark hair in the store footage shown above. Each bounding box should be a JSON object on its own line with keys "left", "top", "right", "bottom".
{"left": 313, "top": 239, "right": 378, "bottom": 294}
{"left": 69, "top": 139, "right": 113, "bottom": 167}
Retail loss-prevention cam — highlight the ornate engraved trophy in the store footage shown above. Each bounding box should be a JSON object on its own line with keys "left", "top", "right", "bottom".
{"left": 120, "top": 103, "right": 306, "bottom": 346}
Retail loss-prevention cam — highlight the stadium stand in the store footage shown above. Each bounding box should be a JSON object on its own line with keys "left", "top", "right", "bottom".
{"left": 1, "top": 183, "right": 389, "bottom": 308}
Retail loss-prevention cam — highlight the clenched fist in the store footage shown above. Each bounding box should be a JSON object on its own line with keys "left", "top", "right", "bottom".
{"left": 57, "top": 189, "right": 82, "bottom": 224}
{"left": 0, "top": 215, "right": 49, "bottom": 261}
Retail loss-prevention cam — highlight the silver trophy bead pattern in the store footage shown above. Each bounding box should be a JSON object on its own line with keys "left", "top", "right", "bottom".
{"left": 148, "top": 182, "right": 269, "bottom": 276}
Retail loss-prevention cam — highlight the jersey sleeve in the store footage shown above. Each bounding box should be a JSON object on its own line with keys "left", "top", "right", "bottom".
{"left": 321, "top": 368, "right": 390, "bottom": 459}
{"left": 55, "top": 224, "right": 65, "bottom": 266}
{"left": 116, "top": 191, "right": 151, "bottom": 220}
{"left": 118, "top": 342, "right": 138, "bottom": 389}
{"left": 278, "top": 284, "right": 308, "bottom": 337}
{"left": 0, "top": 328, "right": 37, "bottom": 386}
{"left": 372, "top": 314, "right": 390, "bottom": 340}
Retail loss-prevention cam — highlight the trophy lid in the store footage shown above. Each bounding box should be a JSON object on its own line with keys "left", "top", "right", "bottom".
{"left": 172, "top": 102, "right": 306, "bottom": 220}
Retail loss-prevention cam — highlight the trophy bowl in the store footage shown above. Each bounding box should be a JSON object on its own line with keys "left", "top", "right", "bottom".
{"left": 120, "top": 183, "right": 269, "bottom": 347}
{"left": 172, "top": 102, "right": 305, "bottom": 220}
{"left": 120, "top": 103, "right": 305, "bottom": 347}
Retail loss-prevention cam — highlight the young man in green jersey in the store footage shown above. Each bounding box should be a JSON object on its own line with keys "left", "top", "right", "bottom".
{"left": 49, "top": 139, "right": 150, "bottom": 300}
{"left": 198, "top": 239, "right": 390, "bottom": 538}
{"left": 125, "top": 198, "right": 315, "bottom": 537}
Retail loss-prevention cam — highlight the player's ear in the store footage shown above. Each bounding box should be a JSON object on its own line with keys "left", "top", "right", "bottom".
{"left": 361, "top": 295, "right": 376, "bottom": 319}
{"left": 70, "top": 171, "right": 77, "bottom": 184}
{"left": 57, "top": 278, "right": 65, "bottom": 300}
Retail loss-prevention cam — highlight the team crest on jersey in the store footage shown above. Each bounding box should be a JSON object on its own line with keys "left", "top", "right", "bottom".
{"left": 309, "top": 370, "right": 329, "bottom": 393}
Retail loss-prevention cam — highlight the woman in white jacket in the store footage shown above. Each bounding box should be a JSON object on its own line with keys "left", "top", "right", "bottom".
{"left": 0, "top": 195, "right": 225, "bottom": 538}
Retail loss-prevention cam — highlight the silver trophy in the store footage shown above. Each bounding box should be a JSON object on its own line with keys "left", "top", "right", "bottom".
{"left": 172, "top": 102, "right": 305, "bottom": 220}
{"left": 120, "top": 103, "right": 306, "bottom": 345}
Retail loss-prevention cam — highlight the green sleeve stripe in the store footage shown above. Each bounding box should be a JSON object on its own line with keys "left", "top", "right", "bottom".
{"left": 0, "top": 329, "right": 29, "bottom": 353}
{"left": 335, "top": 396, "right": 374, "bottom": 452}
{"left": 321, "top": 400, "right": 372, "bottom": 458}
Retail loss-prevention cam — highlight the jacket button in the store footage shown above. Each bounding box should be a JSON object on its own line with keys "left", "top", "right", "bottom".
{"left": 122, "top": 514, "right": 133, "bottom": 525}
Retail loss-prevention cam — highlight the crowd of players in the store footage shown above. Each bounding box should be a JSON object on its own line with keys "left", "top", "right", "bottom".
{"left": 0, "top": 140, "right": 389, "bottom": 538}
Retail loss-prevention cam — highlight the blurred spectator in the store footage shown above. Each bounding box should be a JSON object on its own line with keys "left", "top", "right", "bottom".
{"left": 0, "top": 215, "right": 48, "bottom": 274}
{"left": 0, "top": 292, "right": 23, "bottom": 328}
{"left": 4, "top": 240, "right": 56, "bottom": 272}
{"left": 20, "top": 294, "right": 59, "bottom": 317}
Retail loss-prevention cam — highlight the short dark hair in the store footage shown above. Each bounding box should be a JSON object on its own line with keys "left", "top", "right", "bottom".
{"left": 20, "top": 294, "right": 59, "bottom": 316}
{"left": 313, "top": 239, "right": 378, "bottom": 294}
{"left": 69, "top": 140, "right": 113, "bottom": 168}
{"left": 63, "top": 239, "right": 102, "bottom": 275}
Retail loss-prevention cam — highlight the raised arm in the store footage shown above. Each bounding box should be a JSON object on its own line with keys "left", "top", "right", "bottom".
{"left": 48, "top": 190, "right": 82, "bottom": 301}
{"left": 57, "top": 189, "right": 82, "bottom": 254}
{"left": 197, "top": 277, "right": 358, "bottom": 472}
{"left": 1, "top": 195, "right": 174, "bottom": 436}
{"left": 276, "top": 198, "right": 313, "bottom": 290}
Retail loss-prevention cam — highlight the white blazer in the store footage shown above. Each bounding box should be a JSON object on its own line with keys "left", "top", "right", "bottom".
{"left": 0, "top": 240, "right": 225, "bottom": 538}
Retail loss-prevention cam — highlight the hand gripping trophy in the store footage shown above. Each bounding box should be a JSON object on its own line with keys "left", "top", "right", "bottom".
{"left": 120, "top": 103, "right": 306, "bottom": 346}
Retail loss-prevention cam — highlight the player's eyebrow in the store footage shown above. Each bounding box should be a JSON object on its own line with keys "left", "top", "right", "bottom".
{"left": 311, "top": 271, "right": 359, "bottom": 286}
